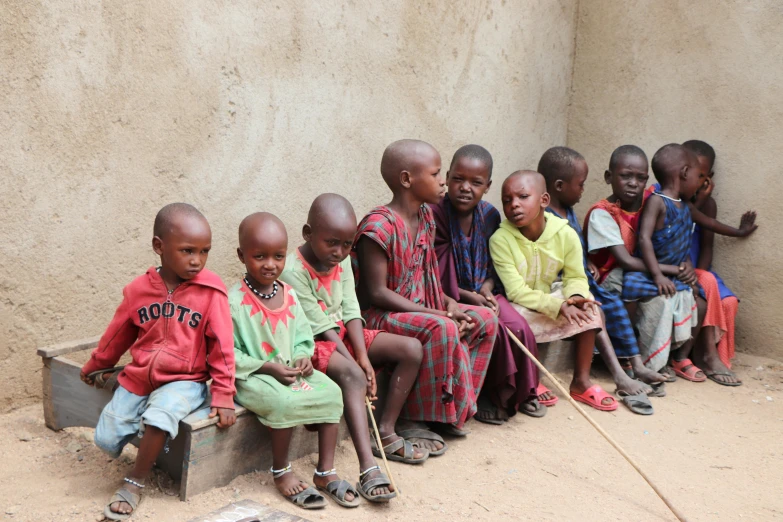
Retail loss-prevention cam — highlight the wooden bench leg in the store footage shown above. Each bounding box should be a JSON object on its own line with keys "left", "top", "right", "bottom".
{"left": 41, "top": 356, "right": 114, "bottom": 431}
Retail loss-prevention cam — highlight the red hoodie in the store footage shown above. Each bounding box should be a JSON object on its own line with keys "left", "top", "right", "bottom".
{"left": 82, "top": 267, "right": 236, "bottom": 409}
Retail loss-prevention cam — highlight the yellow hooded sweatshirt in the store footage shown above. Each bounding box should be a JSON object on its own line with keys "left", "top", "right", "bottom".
{"left": 489, "top": 213, "right": 590, "bottom": 320}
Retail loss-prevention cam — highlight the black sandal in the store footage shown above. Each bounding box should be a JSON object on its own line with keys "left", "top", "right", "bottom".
{"left": 356, "top": 465, "right": 396, "bottom": 503}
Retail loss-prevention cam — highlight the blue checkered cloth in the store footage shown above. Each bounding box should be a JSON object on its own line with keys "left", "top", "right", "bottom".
{"left": 546, "top": 207, "right": 639, "bottom": 358}
{"left": 622, "top": 192, "right": 693, "bottom": 302}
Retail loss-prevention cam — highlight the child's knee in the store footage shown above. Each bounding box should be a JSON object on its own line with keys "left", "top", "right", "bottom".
{"left": 338, "top": 361, "right": 367, "bottom": 393}
{"left": 431, "top": 317, "right": 460, "bottom": 339}
{"left": 399, "top": 337, "right": 423, "bottom": 364}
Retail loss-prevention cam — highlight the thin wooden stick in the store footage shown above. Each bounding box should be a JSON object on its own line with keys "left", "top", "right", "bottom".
{"left": 365, "top": 396, "right": 400, "bottom": 497}
{"left": 506, "top": 328, "right": 686, "bottom": 522}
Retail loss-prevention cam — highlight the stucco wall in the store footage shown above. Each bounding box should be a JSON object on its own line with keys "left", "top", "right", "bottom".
{"left": 1, "top": 0, "right": 578, "bottom": 408}
{"left": 568, "top": 0, "right": 783, "bottom": 360}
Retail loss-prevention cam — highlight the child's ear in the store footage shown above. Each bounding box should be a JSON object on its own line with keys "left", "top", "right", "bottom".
{"left": 485, "top": 178, "right": 492, "bottom": 194}
{"left": 400, "top": 170, "right": 412, "bottom": 189}
{"left": 236, "top": 247, "right": 245, "bottom": 264}
{"left": 554, "top": 179, "right": 564, "bottom": 193}
{"left": 302, "top": 223, "right": 312, "bottom": 242}
{"left": 541, "top": 191, "right": 551, "bottom": 207}
{"left": 604, "top": 170, "right": 612, "bottom": 185}
{"left": 152, "top": 236, "right": 164, "bottom": 256}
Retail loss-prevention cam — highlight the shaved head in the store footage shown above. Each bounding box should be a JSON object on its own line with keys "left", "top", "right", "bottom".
{"left": 380, "top": 139, "right": 440, "bottom": 188}
{"left": 238, "top": 212, "right": 288, "bottom": 251}
{"left": 307, "top": 193, "right": 356, "bottom": 231}
{"left": 502, "top": 170, "right": 547, "bottom": 194}
{"left": 651, "top": 144, "right": 692, "bottom": 184}
{"left": 154, "top": 203, "right": 209, "bottom": 239}
{"left": 537, "top": 147, "right": 585, "bottom": 189}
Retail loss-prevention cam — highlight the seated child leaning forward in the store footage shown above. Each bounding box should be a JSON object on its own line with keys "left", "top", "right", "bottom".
{"left": 489, "top": 171, "right": 616, "bottom": 412}
{"left": 538, "top": 146, "right": 666, "bottom": 400}
{"left": 80, "top": 203, "right": 237, "bottom": 521}
{"left": 622, "top": 144, "right": 708, "bottom": 382}
{"left": 432, "top": 144, "right": 550, "bottom": 423}
{"left": 230, "top": 213, "right": 378, "bottom": 509}
{"left": 354, "top": 139, "right": 499, "bottom": 452}
{"left": 280, "top": 194, "right": 426, "bottom": 472}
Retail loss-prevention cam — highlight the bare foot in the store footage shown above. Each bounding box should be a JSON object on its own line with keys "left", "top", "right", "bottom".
{"left": 630, "top": 357, "right": 667, "bottom": 384}
{"left": 312, "top": 470, "right": 357, "bottom": 502}
{"left": 615, "top": 374, "right": 652, "bottom": 396}
{"left": 274, "top": 470, "right": 308, "bottom": 498}
{"left": 537, "top": 388, "right": 556, "bottom": 403}
{"left": 109, "top": 478, "right": 142, "bottom": 516}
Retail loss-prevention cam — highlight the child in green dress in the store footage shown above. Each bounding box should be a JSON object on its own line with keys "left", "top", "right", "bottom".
{"left": 230, "top": 212, "right": 391, "bottom": 509}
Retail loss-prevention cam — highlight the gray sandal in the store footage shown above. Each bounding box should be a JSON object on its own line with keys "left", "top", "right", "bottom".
{"left": 314, "top": 468, "right": 360, "bottom": 508}
{"left": 705, "top": 371, "right": 742, "bottom": 387}
{"left": 397, "top": 428, "right": 448, "bottom": 457}
{"left": 616, "top": 390, "right": 654, "bottom": 415}
{"left": 520, "top": 398, "right": 548, "bottom": 418}
{"left": 373, "top": 435, "right": 429, "bottom": 464}
{"left": 356, "top": 465, "right": 396, "bottom": 503}
{"left": 271, "top": 464, "right": 327, "bottom": 510}
{"left": 89, "top": 366, "right": 125, "bottom": 391}
{"left": 104, "top": 484, "right": 142, "bottom": 521}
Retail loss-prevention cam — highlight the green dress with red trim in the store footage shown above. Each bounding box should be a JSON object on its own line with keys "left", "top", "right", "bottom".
{"left": 279, "top": 250, "right": 364, "bottom": 336}
{"left": 229, "top": 279, "right": 343, "bottom": 429}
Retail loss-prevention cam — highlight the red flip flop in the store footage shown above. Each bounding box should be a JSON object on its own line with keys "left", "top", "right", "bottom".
{"left": 570, "top": 385, "right": 618, "bottom": 412}
{"left": 536, "top": 383, "right": 558, "bottom": 407}
{"left": 671, "top": 359, "right": 706, "bottom": 382}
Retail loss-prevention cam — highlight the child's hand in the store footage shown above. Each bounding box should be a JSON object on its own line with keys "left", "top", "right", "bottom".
{"left": 739, "top": 211, "right": 758, "bottom": 237}
{"left": 356, "top": 356, "right": 378, "bottom": 401}
{"left": 266, "top": 362, "right": 300, "bottom": 385}
{"left": 566, "top": 296, "right": 602, "bottom": 315}
{"left": 446, "top": 300, "right": 475, "bottom": 336}
{"left": 586, "top": 260, "right": 599, "bottom": 280}
{"left": 559, "top": 302, "right": 593, "bottom": 327}
{"left": 294, "top": 357, "right": 314, "bottom": 377}
{"left": 209, "top": 407, "right": 236, "bottom": 428}
{"left": 79, "top": 370, "right": 95, "bottom": 387}
{"left": 676, "top": 262, "right": 698, "bottom": 286}
{"left": 478, "top": 290, "right": 500, "bottom": 315}
{"left": 654, "top": 274, "right": 677, "bottom": 297}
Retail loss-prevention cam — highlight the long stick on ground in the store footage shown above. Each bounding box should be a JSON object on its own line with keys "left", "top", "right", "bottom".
{"left": 505, "top": 328, "right": 686, "bottom": 522}
{"left": 365, "top": 396, "right": 400, "bottom": 497}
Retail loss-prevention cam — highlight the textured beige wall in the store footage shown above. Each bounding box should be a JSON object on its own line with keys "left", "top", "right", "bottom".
{"left": 568, "top": 0, "right": 783, "bottom": 360}
{"left": 1, "top": 0, "right": 578, "bottom": 408}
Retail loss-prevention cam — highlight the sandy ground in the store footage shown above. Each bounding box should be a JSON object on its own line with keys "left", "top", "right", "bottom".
{"left": 1, "top": 353, "right": 782, "bottom": 522}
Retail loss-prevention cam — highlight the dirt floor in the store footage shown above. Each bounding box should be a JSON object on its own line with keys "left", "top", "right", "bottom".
{"left": 1, "top": 352, "right": 781, "bottom": 522}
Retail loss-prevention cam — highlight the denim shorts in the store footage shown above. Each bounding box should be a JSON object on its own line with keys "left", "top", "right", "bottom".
{"left": 94, "top": 381, "right": 208, "bottom": 458}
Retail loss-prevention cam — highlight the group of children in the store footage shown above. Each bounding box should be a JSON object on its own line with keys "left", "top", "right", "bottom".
{"left": 79, "top": 138, "right": 757, "bottom": 519}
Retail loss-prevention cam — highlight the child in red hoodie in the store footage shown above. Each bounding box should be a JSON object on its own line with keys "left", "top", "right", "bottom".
{"left": 80, "top": 203, "right": 236, "bottom": 521}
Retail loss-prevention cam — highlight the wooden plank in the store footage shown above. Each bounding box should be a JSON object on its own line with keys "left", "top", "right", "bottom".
{"left": 181, "top": 403, "right": 250, "bottom": 432}
{"left": 37, "top": 335, "right": 101, "bottom": 358}
{"left": 44, "top": 356, "right": 114, "bottom": 430}
{"left": 187, "top": 499, "right": 310, "bottom": 522}
{"left": 538, "top": 340, "right": 576, "bottom": 374}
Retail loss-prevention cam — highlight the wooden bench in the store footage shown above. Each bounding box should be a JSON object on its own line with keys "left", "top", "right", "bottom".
{"left": 38, "top": 337, "right": 346, "bottom": 501}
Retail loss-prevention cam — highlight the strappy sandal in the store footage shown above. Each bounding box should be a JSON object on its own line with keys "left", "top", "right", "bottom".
{"left": 104, "top": 478, "right": 143, "bottom": 520}
{"left": 314, "top": 468, "right": 360, "bottom": 508}
{"left": 659, "top": 366, "right": 677, "bottom": 383}
{"left": 89, "top": 366, "right": 125, "bottom": 391}
{"left": 671, "top": 359, "right": 706, "bottom": 382}
{"left": 373, "top": 434, "right": 429, "bottom": 464}
{"left": 271, "top": 464, "right": 326, "bottom": 510}
{"left": 647, "top": 382, "right": 667, "bottom": 397}
{"left": 475, "top": 398, "right": 507, "bottom": 425}
{"left": 705, "top": 371, "right": 742, "bottom": 387}
{"left": 356, "top": 465, "right": 397, "bottom": 503}
{"left": 519, "top": 397, "right": 547, "bottom": 418}
{"left": 616, "top": 390, "right": 654, "bottom": 415}
{"left": 397, "top": 428, "right": 448, "bottom": 457}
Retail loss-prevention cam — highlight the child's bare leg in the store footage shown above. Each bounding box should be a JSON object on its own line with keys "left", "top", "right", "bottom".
{"left": 570, "top": 330, "right": 613, "bottom": 406}
{"left": 311, "top": 423, "right": 361, "bottom": 500}
{"left": 270, "top": 427, "right": 307, "bottom": 497}
{"left": 595, "top": 326, "right": 649, "bottom": 396}
{"left": 109, "top": 426, "right": 166, "bottom": 516}
{"left": 367, "top": 334, "right": 427, "bottom": 457}
{"left": 694, "top": 306, "right": 741, "bottom": 385}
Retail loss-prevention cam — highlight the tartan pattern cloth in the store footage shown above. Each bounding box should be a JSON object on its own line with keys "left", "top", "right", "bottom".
{"left": 547, "top": 207, "right": 639, "bottom": 358}
{"left": 352, "top": 205, "right": 497, "bottom": 428}
{"left": 622, "top": 193, "right": 693, "bottom": 301}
